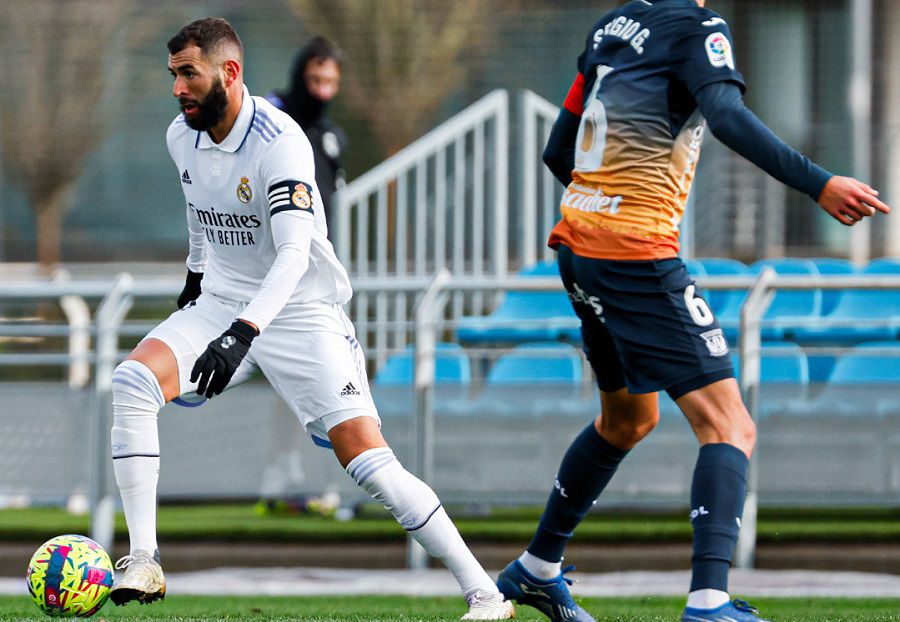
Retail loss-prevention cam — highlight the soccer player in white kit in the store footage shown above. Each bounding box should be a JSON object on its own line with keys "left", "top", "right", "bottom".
{"left": 108, "top": 17, "right": 513, "bottom": 620}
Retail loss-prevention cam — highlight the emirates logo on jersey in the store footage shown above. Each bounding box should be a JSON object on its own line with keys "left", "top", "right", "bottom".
{"left": 237, "top": 176, "right": 253, "bottom": 204}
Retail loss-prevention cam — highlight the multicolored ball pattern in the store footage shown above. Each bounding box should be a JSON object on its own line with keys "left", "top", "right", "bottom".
{"left": 26, "top": 535, "right": 114, "bottom": 617}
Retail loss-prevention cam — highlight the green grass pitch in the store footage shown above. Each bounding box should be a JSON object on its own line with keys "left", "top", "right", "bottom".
{"left": 1, "top": 595, "right": 899, "bottom": 622}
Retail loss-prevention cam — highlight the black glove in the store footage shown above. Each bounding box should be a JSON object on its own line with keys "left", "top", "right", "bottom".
{"left": 190, "top": 320, "right": 257, "bottom": 398}
{"left": 177, "top": 270, "right": 204, "bottom": 309}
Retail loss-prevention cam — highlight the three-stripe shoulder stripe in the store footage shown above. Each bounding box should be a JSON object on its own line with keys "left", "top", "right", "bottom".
{"left": 256, "top": 109, "right": 281, "bottom": 135}
{"left": 251, "top": 120, "right": 275, "bottom": 142}
{"left": 251, "top": 108, "right": 283, "bottom": 143}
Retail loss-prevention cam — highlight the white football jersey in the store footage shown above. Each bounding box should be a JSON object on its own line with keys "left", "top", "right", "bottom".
{"left": 166, "top": 85, "right": 352, "bottom": 328}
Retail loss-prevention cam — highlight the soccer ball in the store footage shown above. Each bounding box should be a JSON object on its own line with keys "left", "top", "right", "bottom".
{"left": 26, "top": 535, "right": 114, "bottom": 617}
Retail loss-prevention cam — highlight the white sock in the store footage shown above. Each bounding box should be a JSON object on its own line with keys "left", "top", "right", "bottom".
{"left": 687, "top": 589, "right": 730, "bottom": 609}
{"left": 347, "top": 447, "right": 498, "bottom": 600}
{"left": 518, "top": 551, "right": 562, "bottom": 580}
{"left": 111, "top": 360, "right": 164, "bottom": 555}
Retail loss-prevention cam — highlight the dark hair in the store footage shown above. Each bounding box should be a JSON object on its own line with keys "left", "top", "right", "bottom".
{"left": 167, "top": 17, "right": 243, "bottom": 61}
{"left": 290, "top": 36, "right": 343, "bottom": 86}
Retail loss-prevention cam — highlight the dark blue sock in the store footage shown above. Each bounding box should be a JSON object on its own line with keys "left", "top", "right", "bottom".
{"left": 689, "top": 443, "right": 749, "bottom": 593}
{"left": 527, "top": 423, "right": 628, "bottom": 563}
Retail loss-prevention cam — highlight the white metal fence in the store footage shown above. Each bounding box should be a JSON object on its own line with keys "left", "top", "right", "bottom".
{"left": 331, "top": 89, "right": 572, "bottom": 369}
{"left": 0, "top": 273, "right": 898, "bottom": 568}
{"left": 333, "top": 90, "right": 510, "bottom": 370}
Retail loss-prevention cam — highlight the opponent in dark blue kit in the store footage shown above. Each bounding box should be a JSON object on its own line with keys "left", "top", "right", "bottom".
{"left": 497, "top": 2, "right": 890, "bottom": 622}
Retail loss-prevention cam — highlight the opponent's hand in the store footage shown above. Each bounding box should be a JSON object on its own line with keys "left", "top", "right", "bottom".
{"left": 177, "top": 270, "right": 204, "bottom": 309}
{"left": 190, "top": 320, "right": 257, "bottom": 398}
{"left": 818, "top": 176, "right": 890, "bottom": 226}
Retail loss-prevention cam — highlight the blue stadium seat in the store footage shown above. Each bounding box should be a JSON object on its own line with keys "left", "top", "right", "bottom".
{"left": 806, "top": 352, "right": 837, "bottom": 384}
{"left": 826, "top": 341, "right": 900, "bottom": 384}
{"left": 695, "top": 258, "right": 750, "bottom": 341}
{"left": 749, "top": 258, "right": 822, "bottom": 341}
{"left": 810, "top": 257, "right": 857, "bottom": 274}
{"left": 456, "top": 261, "right": 576, "bottom": 345}
{"left": 518, "top": 260, "right": 560, "bottom": 277}
{"left": 792, "top": 257, "right": 900, "bottom": 344}
{"left": 486, "top": 342, "right": 583, "bottom": 385}
{"left": 732, "top": 342, "right": 810, "bottom": 419}
{"left": 866, "top": 256, "right": 900, "bottom": 274}
{"left": 471, "top": 342, "right": 586, "bottom": 417}
{"left": 788, "top": 342, "right": 900, "bottom": 419}
{"left": 371, "top": 343, "right": 471, "bottom": 418}
{"left": 659, "top": 342, "right": 810, "bottom": 420}
{"left": 683, "top": 258, "right": 708, "bottom": 279}
{"left": 809, "top": 257, "right": 857, "bottom": 315}
{"left": 373, "top": 342, "right": 471, "bottom": 386}
{"left": 732, "top": 342, "right": 809, "bottom": 383}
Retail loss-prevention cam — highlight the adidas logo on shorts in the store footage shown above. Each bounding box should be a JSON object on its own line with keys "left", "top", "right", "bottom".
{"left": 340, "top": 382, "right": 360, "bottom": 396}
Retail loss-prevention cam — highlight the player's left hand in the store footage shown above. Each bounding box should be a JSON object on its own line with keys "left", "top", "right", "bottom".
{"left": 818, "top": 176, "right": 891, "bottom": 226}
{"left": 190, "top": 320, "right": 258, "bottom": 398}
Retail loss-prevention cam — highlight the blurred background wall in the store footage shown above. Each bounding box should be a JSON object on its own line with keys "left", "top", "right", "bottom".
{"left": 0, "top": 0, "right": 896, "bottom": 265}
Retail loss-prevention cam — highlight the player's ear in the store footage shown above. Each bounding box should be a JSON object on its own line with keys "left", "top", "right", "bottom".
{"left": 222, "top": 58, "right": 241, "bottom": 87}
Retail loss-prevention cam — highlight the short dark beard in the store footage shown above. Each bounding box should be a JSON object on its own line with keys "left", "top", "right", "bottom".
{"left": 182, "top": 78, "right": 228, "bottom": 132}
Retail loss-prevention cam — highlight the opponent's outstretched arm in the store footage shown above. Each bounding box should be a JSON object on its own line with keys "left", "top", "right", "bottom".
{"left": 695, "top": 80, "right": 890, "bottom": 225}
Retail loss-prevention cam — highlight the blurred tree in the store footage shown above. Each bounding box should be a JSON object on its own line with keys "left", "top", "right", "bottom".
{"left": 284, "top": 0, "right": 497, "bottom": 154}
{"left": 0, "top": 0, "right": 133, "bottom": 268}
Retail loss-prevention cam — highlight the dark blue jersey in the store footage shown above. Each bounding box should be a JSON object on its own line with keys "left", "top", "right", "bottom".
{"left": 549, "top": 0, "right": 832, "bottom": 260}
{"left": 577, "top": 0, "right": 745, "bottom": 135}
{"left": 549, "top": 0, "right": 746, "bottom": 260}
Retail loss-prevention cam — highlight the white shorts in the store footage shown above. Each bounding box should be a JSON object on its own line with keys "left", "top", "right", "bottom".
{"left": 144, "top": 293, "right": 380, "bottom": 446}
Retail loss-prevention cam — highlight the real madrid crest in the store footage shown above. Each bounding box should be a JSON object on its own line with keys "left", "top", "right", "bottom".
{"left": 237, "top": 176, "right": 253, "bottom": 204}
{"left": 291, "top": 182, "right": 313, "bottom": 210}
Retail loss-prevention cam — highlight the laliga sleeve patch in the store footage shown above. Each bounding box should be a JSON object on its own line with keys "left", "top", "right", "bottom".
{"left": 705, "top": 32, "right": 735, "bottom": 70}
{"left": 267, "top": 179, "right": 315, "bottom": 216}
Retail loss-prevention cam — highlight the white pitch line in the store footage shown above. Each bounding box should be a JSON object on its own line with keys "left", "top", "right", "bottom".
{"left": 4, "top": 568, "right": 899, "bottom": 598}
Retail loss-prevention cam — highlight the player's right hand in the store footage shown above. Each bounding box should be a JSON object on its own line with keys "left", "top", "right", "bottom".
{"left": 177, "top": 270, "right": 204, "bottom": 309}
{"left": 190, "top": 320, "right": 257, "bottom": 398}
{"left": 817, "top": 176, "right": 890, "bottom": 226}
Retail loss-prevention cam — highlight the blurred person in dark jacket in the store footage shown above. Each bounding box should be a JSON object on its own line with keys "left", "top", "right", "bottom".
{"left": 267, "top": 36, "right": 347, "bottom": 229}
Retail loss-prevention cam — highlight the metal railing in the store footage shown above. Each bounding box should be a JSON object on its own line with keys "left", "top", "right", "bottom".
{"left": 520, "top": 90, "right": 564, "bottom": 267}
{"left": 0, "top": 272, "right": 899, "bottom": 565}
{"left": 333, "top": 90, "right": 509, "bottom": 370}
{"left": 409, "top": 271, "right": 900, "bottom": 569}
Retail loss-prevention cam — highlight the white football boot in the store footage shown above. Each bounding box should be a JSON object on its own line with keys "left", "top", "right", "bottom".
{"left": 461, "top": 590, "right": 516, "bottom": 620}
{"left": 110, "top": 549, "right": 166, "bottom": 605}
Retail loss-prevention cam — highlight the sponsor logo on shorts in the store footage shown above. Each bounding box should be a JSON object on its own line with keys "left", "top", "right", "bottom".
{"left": 340, "top": 382, "right": 360, "bottom": 396}
{"left": 568, "top": 283, "right": 606, "bottom": 322}
{"left": 700, "top": 328, "right": 729, "bottom": 357}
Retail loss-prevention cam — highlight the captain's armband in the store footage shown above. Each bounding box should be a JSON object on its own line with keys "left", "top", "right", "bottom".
{"left": 267, "top": 180, "right": 315, "bottom": 216}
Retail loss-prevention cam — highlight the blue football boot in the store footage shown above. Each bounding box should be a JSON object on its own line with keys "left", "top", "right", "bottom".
{"left": 497, "top": 560, "right": 595, "bottom": 622}
{"left": 682, "top": 599, "right": 772, "bottom": 622}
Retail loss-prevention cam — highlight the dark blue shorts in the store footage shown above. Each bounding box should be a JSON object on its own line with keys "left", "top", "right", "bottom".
{"left": 556, "top": 245, "right": 734, "bottom": 399}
